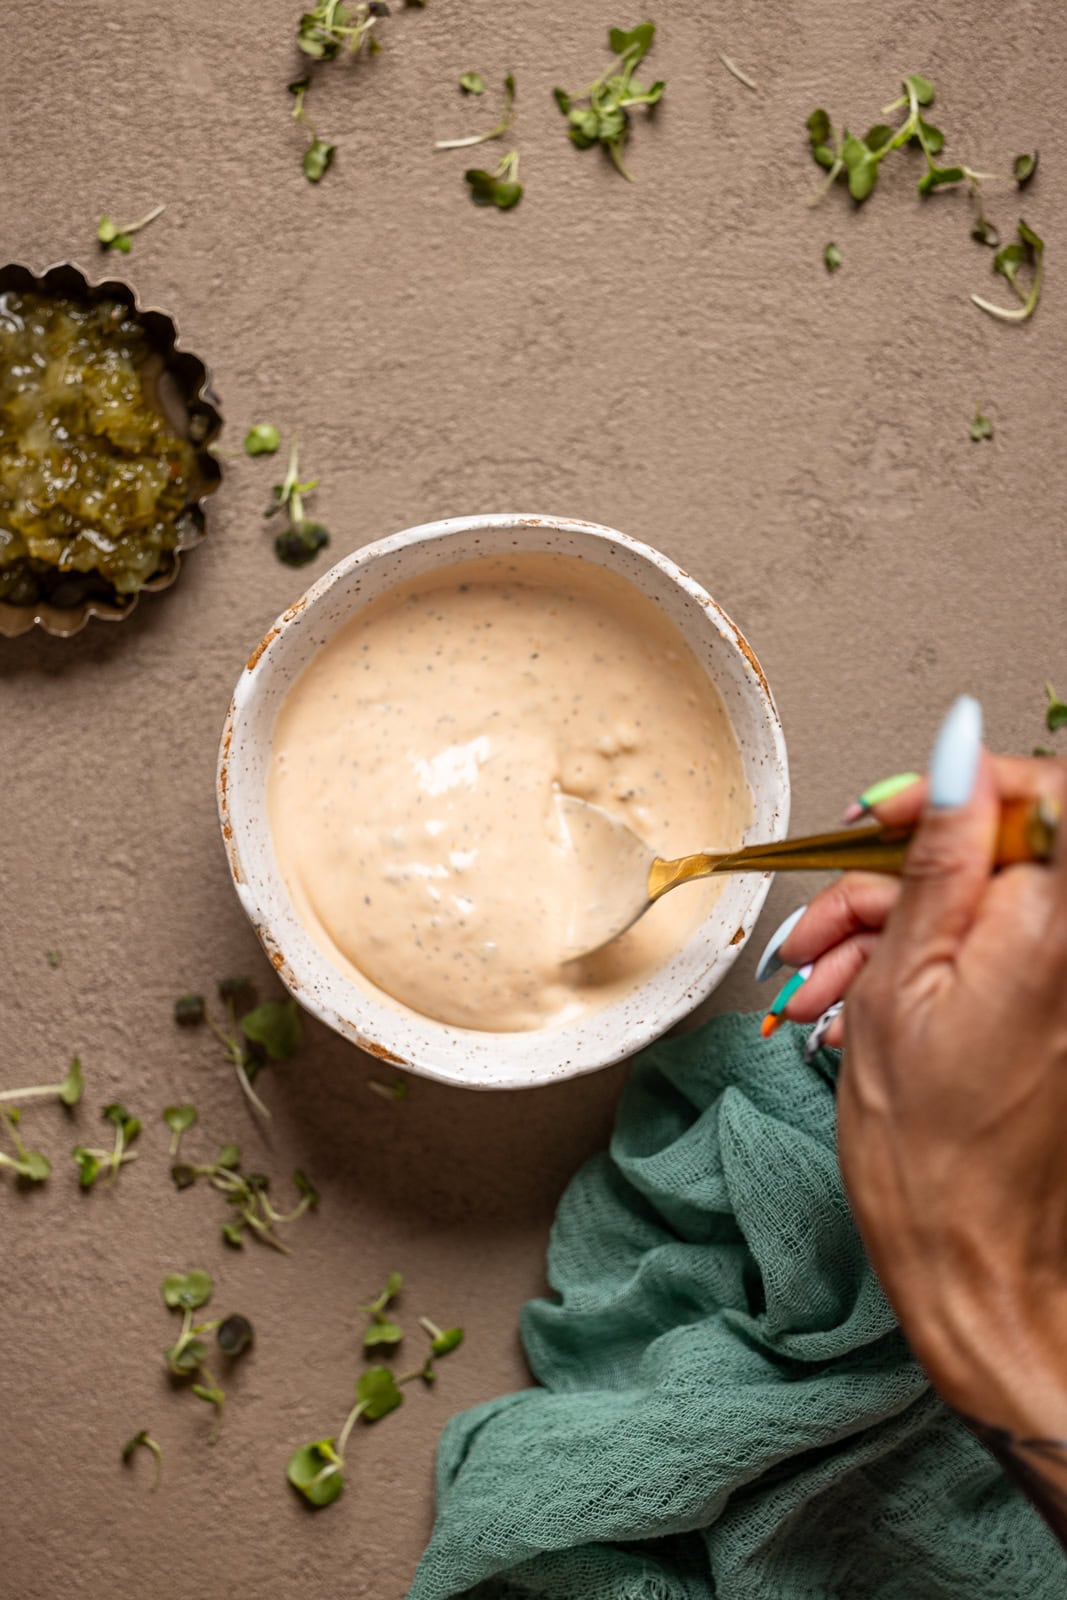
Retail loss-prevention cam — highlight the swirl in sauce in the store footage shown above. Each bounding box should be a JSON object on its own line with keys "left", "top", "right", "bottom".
{"left": 267, "top": 553, "right": 751, "bottom": 1031}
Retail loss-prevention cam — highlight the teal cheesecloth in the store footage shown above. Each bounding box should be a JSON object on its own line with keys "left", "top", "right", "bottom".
{"left": 408, "top": 1013, "right": 1065, "bottom": 1600}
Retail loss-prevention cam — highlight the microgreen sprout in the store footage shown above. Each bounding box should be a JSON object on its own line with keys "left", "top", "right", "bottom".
{"left": 368, "top": 1076, "right": 409, "bottom": 1102}
{"left": 553, "top": 24, "right": 663, "bottom": 181}
{"left": 171, "top": 1139, "right": 319, "bottom": 1253}
{"left": 436, "top": 73, "right": 516, "bottom": 150}
{"left": 1046, "top": 683, "right": 1067, "bottom": 732}
{"left": 0, "top": 1108, "right": 51, "bottom": 1183}
{"left": 969, "top": 411, "right": 993, "bottom": 442}
{"left": 96, "top": 204, "right": 165, "bottom": 254}
{"left": 288, "top": 1367, "right": 405, "bottom": 1508}
{"left": 160, "top": 1271, "right": 252, "bottom": 1442}
{"left": 179, "top": 979, "right": 303, "bottom": 1119}
{"left": 971, "top": 219, "right": 1045, "bottom": 323}
{"left": 288, "top": 76, "right": 337, "bottom": 183}
{"left": 824, "top": 242, "right": 842, "bottom": 273}
{"left": 73, "top": 1102, "right": 140, "bottom": 1189}
{"left": 807, "top": 76, "right": 997, "bottom": 207}
{"left": 719, "top": 53, "right": 757, "bottom": 92}
{"left": 1014, "top": 151, "right": 1038, "bottom": 187}
{"left": 418, "top": 1316, "right": 464, "bottom": 1357}
{"left": 465, "top": 151, "right": 523, "bottom": 210}
{"left": 244, "top": 424, "right": 281, "bottom": 457}
{"left": 359, "top": 1271, "right": 404, "bottom": 1348}
{"left": 0, "top": 1056, "right": 83, "bottom": 1108}
{"left": 459, "top": 72, "right": 485, "bottom": 96}
{"left": 122, "top": 1430, "right": 163, "bottom": 1490}
{"left": 163, "top": 1104, "right": 198, "bottom": 1157}
{"left": 297, "top": 0, "right": 389, "bottom": 62}
{"left": 265, "top": 440, "right": 331, "bottom": 568}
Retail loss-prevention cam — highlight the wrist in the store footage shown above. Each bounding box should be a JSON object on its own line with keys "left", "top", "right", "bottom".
{"left": 900, "top": 1274, "right": 1067, "bottom": 1430}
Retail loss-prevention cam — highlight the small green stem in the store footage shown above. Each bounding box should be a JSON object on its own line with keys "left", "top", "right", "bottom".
{"left": 336, "top": 1399, "right": 367, "bottom": 1459}
{"left": 0, "top": 1084, "right": 64, "bottom": 1104}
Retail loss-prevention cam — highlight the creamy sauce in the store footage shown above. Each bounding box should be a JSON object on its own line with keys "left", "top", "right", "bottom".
{"left": 268, "top": 553, "right": 751, "bottom": 1031}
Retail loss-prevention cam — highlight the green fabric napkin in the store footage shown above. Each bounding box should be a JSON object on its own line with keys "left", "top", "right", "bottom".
{"left": 408, "top": 1013, "right": 1064, "bottom": 1599}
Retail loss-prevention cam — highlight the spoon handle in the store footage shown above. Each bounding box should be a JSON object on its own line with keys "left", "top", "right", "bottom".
{"left": 648, "top": 795, "right": 1060, "bottom": 899}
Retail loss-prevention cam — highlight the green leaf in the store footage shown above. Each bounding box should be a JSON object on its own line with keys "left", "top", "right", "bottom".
{"left": 994, "top": 241, "right": 1026, "bottom": 284}
{"left": 609, "top": 22, "right": 654, "bottom": 64}
{"left": 165, "top": 1336, "right": 206, "bottom": 1375}
{"left": 217, "top": 1314, "right": 254, "bottom": 1356}
{"left": 288, "top": 1440, "right": 345, "bottom": 1507}
{"left": 806, "top": 108, "right": 832, "bottom": 148}
{"left": 1018, "top": 217, "right": 1043, "bottom": 255}
{"left": 72, "top": 1147, "right": 102, "bottom": 1189}
{"left": 1013, "top": 151, "right": 1038, "bottom": 187}
{"left": 1046, "top": 683, "right": 1067, "bottom": 731}
{"left": 293, "top": 1168, "right": 320, "bottom": 1207}
{"left": 917, "top": 117, "right": 944, "bottom": 154}
{"left": 217, "top": 1142, "right": 241, "bottom": 1171}
{"left": 383, "top": 1270, "right": 403, "bottom": 1298}
{"left": 356, "top": 1366, "right": 404, "bottom": 1421}
{"left": 824, "top": 242, "right": 842, "bottom": 273}
{"left": 274, "top": 520, "right": 331, "bottom": 567}
{"left": 171, "top": 1163, "right": 197, "bottom": 1190}
{"left": 971, "top": 217, "right": 1000, "bottom": 248}
{"left": 221, "top": 1220, "right": 245, "bottom": 1247}
{"left": 903, "top": 73, "right": 935, "bottom": 105}
{"left": 218, "top": 977, "right": 254, "bottom": 1005}
{"left": 161, "top": 1269, "right": 213, "bottom": 1311}
{"left": 460, "top": 72, "right": 485, "bottom": 95}
{"left": 244, "top": 424, "right": 281, "bottom": 457}
{"left": 864, "top": 123, "right": 894, "bottom": 153}
{"left": 19, "top": 1151, "right": 51, "bottom": 1182}
{"left": 969, "top": 411, "right": 993, "bottom": 442}
{"left": 174, "top": 993, "right": 206, "bottom": 1026}
{"left": 553, "top": 86, "right": 571, "bottom": 114}
{"left": 464, "top": 168, "right": 523, "bottom": 209}
{"left": 104, "top": 1102, "right": 138, "bottom": 1138}
{"left": 430, "top": 1325, "right": 464, "bottom": 1356}
{"left": 191, "top": 1381, "right": 224, "bottom": 1409}
{"left": 115, "top": 235, "right": 132, "bottom": 254}
{"left": 303, "top": 138, "right": 335, "bottom": 183}
{"left": 59, "top": 1057, "right": 84, "bottom": 1107}
{"left": 240, "top": 999, "right": 302, "bottom": 1060}
{"left": 917, "top": 164, "right": 964, "bottom": 195}
{"left": 96, "top": 216, "right": 117, "bottom": 244}
{"left": 163, "top": 1105, "right": 197, "bottom": 1136}
{"left": 364, "top": 1321, "right": 404, "bottom": 1348}
{"left": 811, "top": 145, "right": 836, "bottom": 170}
{"left": 841, "top": 135, "right": 879, "bottom": 202}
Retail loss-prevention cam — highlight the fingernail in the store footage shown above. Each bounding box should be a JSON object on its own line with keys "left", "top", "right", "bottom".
{"left": 754, "top": 906, "right": 808, "bottom": 983}
{"left": 928, "top": 696, "right": 983, "bottom": 810}
{"left": 841, "top": 772, "right": 922, "bottom": 824}
{"left": 760, "top": 964, "right": 813, "bottom": 1038}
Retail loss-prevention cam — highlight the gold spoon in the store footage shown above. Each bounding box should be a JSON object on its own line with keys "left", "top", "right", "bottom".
{"left": 558, "top": 792, "right": 1060, "bottom": 962}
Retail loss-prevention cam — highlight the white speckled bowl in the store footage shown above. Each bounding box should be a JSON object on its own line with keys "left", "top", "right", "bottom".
{"left": 218, "top": 515, "right": 789, "bottom": 1090}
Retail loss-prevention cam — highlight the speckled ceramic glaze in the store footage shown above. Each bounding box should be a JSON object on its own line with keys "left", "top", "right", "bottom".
{"left": 218, "top": 515, "right": 790, "bottom": 1090}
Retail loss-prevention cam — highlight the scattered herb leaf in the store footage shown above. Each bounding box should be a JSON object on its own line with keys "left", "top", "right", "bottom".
{"left": 298, "top": 0, "right": 388, "bottom": 61}
{"left": 0, "top": 1055, "right": 83, "bottom": 1108}
{"left": 972, "top": 218, "right": 1045, "bottom": 322}
{"left": 0, "top": 1108, "right": 52, "bottom": 1183}
{"left": 419, "top": 1316, "right": 464, "bottom": 1356}
{"left": 288, "top": 1439, "right": 345, "bottom": 1507}
{"left": 162, "top": 1270, "right": 214, "bottom": 1311}
{"left": 303, "top": 138, "right": 336, "bottom": 182}
{"left": 73, "top": 1101, "right": 140, "bottom": 1188}
{"left": 459, "top": 71, "right": 485, "bottom": 96}
{"left": 122, "top": 1430, "right": 163, "bottom": 1490}
{"left": 553, "top": 23, "right": 663, "bottom": 180}
{"left": 163, "top": 1104, "right": 198, "bottom": 1157}
{"left": 465, "top": 150, "right": 523, "bottom": 209}
{"left": 969, "top": 411, "right": 993, "bottom": 442}
{"left": 175, "top": 994, "right": 206, "bottom": 1027}
{"left": 1046, "top": 682, "right": 1067, "bottom": 732}
{"left": 244, "top": 424, "right": 281, "bottom": 457}
{"left": 265, "top": 440, "right": 330, "bottom": 570}
{"left": 240, "top": 999, "right": 302, "bottom": 1061}
{"left": 824, "top": 242, "right": 842, "bottom": 273}
{"left": 436, "top": 72, "right": 515, "bottom": 152}
{"left": 1014, "top": 151, "right": 1038, "bottom": 187}
{"left": 217, "top": 1313, "right": 255, "bottom": 1357}
{"left": 96, "top": 205, "right": 165, "bottom": 253}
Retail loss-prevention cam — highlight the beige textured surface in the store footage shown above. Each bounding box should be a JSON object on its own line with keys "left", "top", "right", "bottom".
{"left": 2, "top": 1, "right": 1065, "bottom": 1594}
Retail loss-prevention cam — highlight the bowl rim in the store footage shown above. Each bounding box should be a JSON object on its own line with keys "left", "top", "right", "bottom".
{"left": 218, "top": 513, "right": 790, "bottom": 1090}
{"left": 0, "top": 259, "right": 223, "bottom": 639}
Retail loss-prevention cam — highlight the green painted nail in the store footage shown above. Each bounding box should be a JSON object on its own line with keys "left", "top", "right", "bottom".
{"left": 857, "top": 772, "right": 922, "bottom": 810}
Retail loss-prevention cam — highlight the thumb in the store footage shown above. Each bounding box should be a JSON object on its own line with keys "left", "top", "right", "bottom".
{"left": 881, "top": 697, "right": 998, "bottom": 966}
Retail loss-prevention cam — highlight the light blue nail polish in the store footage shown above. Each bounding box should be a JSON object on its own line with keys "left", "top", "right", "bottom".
{"left": 754, "top": 905, "right": 808, "bottom": 983}
{"left": 769, "top": 963, "right": 813, "bottom": 1016}
{"left": 928, "top": 696, "right": 983, "bottom": 809}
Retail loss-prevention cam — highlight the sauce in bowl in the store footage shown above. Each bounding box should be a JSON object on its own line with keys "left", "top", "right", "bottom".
{"left": 267, "top": 551, "right": 751, "bottom": 1031}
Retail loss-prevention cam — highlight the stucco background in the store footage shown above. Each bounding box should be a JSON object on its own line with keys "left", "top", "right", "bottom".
{"left": 2, "top": 1, "right": 1065, "bottom": 1595}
